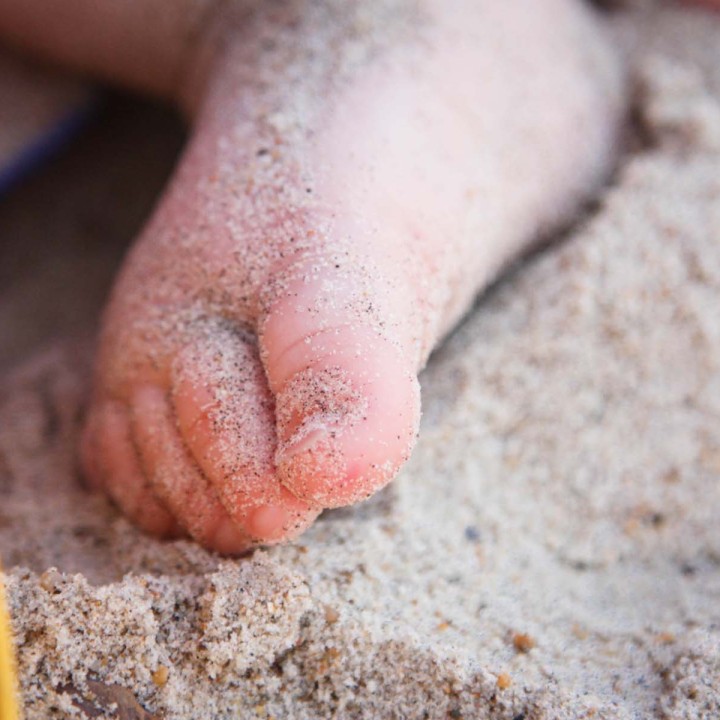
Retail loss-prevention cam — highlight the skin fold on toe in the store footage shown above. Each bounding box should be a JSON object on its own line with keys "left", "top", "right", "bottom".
{"left": 0, "top": 0, "right": 625, "bottom": 552}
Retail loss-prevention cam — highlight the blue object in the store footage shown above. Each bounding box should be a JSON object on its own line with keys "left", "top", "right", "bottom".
{"left": 0, "top": 96, "right": 97, "bottom": 197}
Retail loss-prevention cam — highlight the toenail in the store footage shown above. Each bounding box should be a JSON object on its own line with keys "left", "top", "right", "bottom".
{"left": 277, "top": 431, "right": 355, "bottom": 506}
{"left": 246, "top": 505, "right": 291, "bottom": 541}
{"left": 278, "top": 428, "right": 329, "bottom": 463}
{"left": 212, "top": 519, "right": 248, "bottom": 554}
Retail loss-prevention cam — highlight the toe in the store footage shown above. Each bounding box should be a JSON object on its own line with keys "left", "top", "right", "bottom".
{"left": 170, "top": 324, "right": 320, "bottom": 543}
{"left": 84, "top": 401, "right": 179, "bottom": 537}
{"left": 262, "top": 288, "right": 421, "bottom": 508}
{"left": 130, "top": 383, "right": 252, "bottom": 554}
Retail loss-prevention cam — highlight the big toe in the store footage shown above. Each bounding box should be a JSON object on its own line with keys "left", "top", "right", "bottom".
{"left": 261, "top": 270, "right": 421, "bottom": 509}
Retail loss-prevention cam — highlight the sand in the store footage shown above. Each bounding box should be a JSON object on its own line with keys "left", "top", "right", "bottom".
{"left": 1, "top": 2, "right": 720, "bottom": 718}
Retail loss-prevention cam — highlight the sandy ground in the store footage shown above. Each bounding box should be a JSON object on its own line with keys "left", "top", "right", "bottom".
{"left": 1, "top": 3, "right": 720, "bottom": 718}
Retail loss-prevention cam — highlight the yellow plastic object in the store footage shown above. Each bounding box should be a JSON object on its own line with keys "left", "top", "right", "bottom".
{"left": 0, "top": 562, "right": 20, "bottom": 720}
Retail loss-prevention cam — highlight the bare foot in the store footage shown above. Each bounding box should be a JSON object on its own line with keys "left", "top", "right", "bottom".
{"left": 0, "top": 0, "right": 624, "bottom": 552}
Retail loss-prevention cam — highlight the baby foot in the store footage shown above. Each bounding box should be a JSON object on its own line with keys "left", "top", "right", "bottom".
{"left": 2, "top": 0, "right": 624, "bottom": 552}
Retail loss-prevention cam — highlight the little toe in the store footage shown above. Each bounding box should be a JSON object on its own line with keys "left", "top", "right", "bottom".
{"left": 170, "top": 324, "right": 320, "bottom": 544}
{"left": 85, "top": 401, "right": 179, "bottom": 537}
{"left": 130, "top": 383, "right": 252, "bottom": 554}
